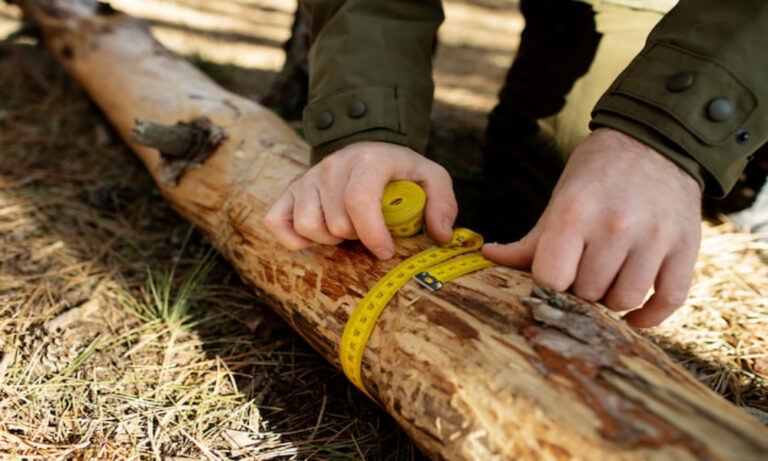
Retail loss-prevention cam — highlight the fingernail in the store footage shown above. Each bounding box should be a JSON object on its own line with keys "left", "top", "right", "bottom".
{"left": 484, "top": 242, "right": 500, "bottom": 247}
{"left": 377, "top": 248, "right": 394, "bottom": 260}
{"left": 443, "top": 218, "right": 453, "bottom": 231}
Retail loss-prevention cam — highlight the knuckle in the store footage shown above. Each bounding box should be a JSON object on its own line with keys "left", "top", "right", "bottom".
{"left": 556, "top": 197, "right": 587, "bottom": 226}
{"left": 344, "top": 188, "right": 370, "bottom": 211}
{"left": 293, "top": 217, "right": 322, "bottom": 236}
{"left": 262, "top": 213, "right": 277, "bottom": 231}
{"left": 442, "top": 198, "right": 459, "bottom": 216}
{"left": 606, "top": 290, "right": 644, "bottom": 311}
{"left": 647, "top": 223, "right": 667, "bottom": 241}
{"left": 661, "top": 289, "right": 689, "bottom": 308}
{"left": 605, "top": 210, "right": 632, "bottom": 235}
{"left": 327, "top": 219, "right": 355, "bottom": 238}
{"left": 431, "top": 163, "right": 452, "bottom": 181}
{"left": 573, "top": 284, "right": 603, "bottom": 302}
{"left": 318, "top": 156, "right": 337, "bottom": 176}
{"left": 533, "top": 272, "right": 571, "bottom": 293}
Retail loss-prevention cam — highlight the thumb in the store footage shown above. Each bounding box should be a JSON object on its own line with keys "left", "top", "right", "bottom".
{"left": 482, "top": 226, "right": 541, "bottom": 268}
{"left": 420, "top": 169, "right": 458, "bottom": 244}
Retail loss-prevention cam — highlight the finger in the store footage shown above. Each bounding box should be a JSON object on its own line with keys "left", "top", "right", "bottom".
{"left": 319, "top": 170, "right": 358, "bottom": 240}
{"left": 602, "top": 245, "right": 665, "bottom": 311}
{"left": 418, "top": 167, "right": 457, "bottom": 243}
{"left": 263, "top": 191, "right": 316, "bottom": 250}
{"left": 531, "top": 228, "right": 584, "bottom": 292}
{"left": 293, "top": 184, "right": 344, "bottom": 246}
{"left": 482, "top": 224, "right": 542, "bottom": 268}
{"left": 571, "top": 239, "right": 630, "bottom": 303}
{"left": 345, "top": 167, "right": 394, "bottom": 259}
{"left": 624, "top": 247, "right": 697, "bottom": 328}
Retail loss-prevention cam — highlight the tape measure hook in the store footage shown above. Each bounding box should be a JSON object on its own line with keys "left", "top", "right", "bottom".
{"left": 414, "top": 272, "right": 443, "bottom": 291}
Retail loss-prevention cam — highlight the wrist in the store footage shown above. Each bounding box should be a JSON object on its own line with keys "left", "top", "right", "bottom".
{"left": 591, "top": 126, "right": 703, "bottom": 195}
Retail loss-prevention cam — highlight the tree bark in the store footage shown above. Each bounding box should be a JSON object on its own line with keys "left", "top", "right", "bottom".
{"left": 14, "top": 1, "right": 768, "bottom": 459}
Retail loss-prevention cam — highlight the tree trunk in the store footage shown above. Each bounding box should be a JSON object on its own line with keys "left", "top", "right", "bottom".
{"left": 14, "top": 1, "right": 768, "bottom": 459}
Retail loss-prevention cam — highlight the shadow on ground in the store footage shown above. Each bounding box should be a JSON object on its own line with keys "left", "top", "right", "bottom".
{"left": 0, "top": 43, "right": 425, "bottom": 459}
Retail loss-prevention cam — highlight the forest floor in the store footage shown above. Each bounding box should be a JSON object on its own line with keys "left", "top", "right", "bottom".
{"left": 0, "top": 0, "right": 766, "bottom": 459}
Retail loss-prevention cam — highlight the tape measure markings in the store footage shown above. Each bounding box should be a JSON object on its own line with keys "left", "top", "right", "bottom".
{"left": 340, "top": 181, "right": 496, "bottom": 399}
{"left": 414, "top": 253, "right": 496, "bottom": 292}
{"left": 340, "top": 227, "right": 492, "bottom": 398}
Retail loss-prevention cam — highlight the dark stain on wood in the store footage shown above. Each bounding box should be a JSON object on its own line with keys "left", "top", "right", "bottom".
{"left": 320, "top": 277, "right": 349, "bottom": 302}
{"left": 60, "top": 43, "right": 74, "bottom": 59}
{"left": 258, "top": 257, "right": 275, "bottom": 285}
{"left": 424, "top": 303, "right": 479, "bottom": 341}
{"left": 485, "top": 272, "right": 512, "bottom": 288}
{"left": 95, "top": 2, "right": 119, "bottom": 15}
{"left": 537, "top": 439, "right": 571, "bottom": 460}
{"left": 296, "top": 266, "right": 317, "bottom": 299}
{"left": 274, "top": 267, "right": 292, "bottom": 293}
{"left": 318, "top": 242, "right": 384, "bottom": 302}
{"left": 520, "top": 289, "right": 712, "bottom": 455}
{"left": 439, "top": 286, "right": 528, "bottom": 334}
{"left": 430, "top": 374, "right": 458, "bottom": 395}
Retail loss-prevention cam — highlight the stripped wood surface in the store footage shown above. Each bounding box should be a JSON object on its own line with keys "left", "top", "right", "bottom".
{"left": 14, "top": 1, "right": 768, "bottom": 459}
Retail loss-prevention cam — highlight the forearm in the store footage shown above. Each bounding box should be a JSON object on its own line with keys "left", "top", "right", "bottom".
{"left": 300, "top": 0, "right": 444, "bottom": 163}
{"left": 591, "top": 0, "right": 768, "bottom": 197}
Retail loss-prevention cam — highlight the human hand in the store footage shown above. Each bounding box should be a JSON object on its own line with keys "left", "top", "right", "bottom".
{"left": 264, "top": 141, "right": 458, "bottom": 260}
{"left": 483, "top": 127, "right": 702, "bottom": 327}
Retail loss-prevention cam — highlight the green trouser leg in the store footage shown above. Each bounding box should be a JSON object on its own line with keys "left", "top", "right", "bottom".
{"left": 479, "top": 0, "right": 664, "bottom": 242}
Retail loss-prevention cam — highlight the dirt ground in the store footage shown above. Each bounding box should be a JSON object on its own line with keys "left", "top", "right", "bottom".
{"left": 0, "top": 0, "right": 766, "bottom": 459}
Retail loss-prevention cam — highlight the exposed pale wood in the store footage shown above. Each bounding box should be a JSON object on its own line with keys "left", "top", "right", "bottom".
{"left": 15, "top": 1, "right": 768, "bottom": 459}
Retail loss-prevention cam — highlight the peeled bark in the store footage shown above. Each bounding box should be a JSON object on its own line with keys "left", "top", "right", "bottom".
{"left": 14, "top": 1, "right": 768, "bottom": 459}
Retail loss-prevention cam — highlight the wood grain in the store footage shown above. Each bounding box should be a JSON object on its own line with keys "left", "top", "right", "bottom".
{"left": 15, "top": 1, "right": 768, "bottom": 459}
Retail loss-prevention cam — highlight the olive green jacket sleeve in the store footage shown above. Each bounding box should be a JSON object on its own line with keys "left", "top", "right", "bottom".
{"left": 591, "top": 0, "right": 768, "bottom": 197}
{"left": 299, "top": 0, "right": 443, "bottom": 164}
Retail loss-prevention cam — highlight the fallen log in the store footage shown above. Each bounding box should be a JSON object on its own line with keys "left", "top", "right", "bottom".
{"left": 13, "top": 1, "right": 768, "bottom": 459}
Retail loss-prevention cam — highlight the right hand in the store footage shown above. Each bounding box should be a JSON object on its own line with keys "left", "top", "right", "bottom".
{"left": 264, "top": 141, "right": 458, "bottom": 260}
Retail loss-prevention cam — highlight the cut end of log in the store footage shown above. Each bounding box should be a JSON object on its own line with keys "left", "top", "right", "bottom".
{"left": 130, "top": 117, "right": 227, "bottom": 187}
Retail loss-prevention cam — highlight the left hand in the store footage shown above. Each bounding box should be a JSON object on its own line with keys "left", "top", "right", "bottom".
{"left": 483, "top": 127, "right": 702, "bottom": 327}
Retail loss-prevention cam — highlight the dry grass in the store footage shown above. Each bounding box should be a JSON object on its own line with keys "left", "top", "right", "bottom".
{"left": 644, "top": 222, "right": 768, "bottom": 413}
{"left": 0, "top": 43, "right": 420, "bottom": 459}
{"left": 0, "top": 0, "right": 767, "bottom": 459}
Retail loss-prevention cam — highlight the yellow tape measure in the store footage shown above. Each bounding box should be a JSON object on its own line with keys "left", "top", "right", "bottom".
{"left": 340, "top": 181, "right": 495, "bottom": 399}
{"left": 381, "top": 180, "right": 425, "bottom": 237}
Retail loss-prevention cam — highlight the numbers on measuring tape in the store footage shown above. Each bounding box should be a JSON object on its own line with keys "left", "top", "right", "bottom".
{"left": 339, "top": 227, "right": 495, "bottom": 400}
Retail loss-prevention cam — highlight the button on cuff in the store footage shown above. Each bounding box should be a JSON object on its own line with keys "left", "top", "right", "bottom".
{"left": 315, "top": 111, "right": 334, "bottom": 129}
{"left": 303, "top": 86, "right": 405, "bottom": 147}
{"left": 707, "top": 98, "right": 733, "bottom": 122}
{"left": 602, "top": 42, "right": 757, "bottom": 145}
{"left": 666, "top": 72, "right": 695, "bottom": 92}
{"left": 735, "top": 129, "right": 750, "bottom": 145}
{"left": 347, "top": 99, "right": 367, "bottom": 119}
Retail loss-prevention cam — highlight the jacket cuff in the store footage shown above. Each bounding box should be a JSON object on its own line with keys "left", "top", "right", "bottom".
{"left": 303, "top": 85, "right": 429, "bottom": 164}
{"left": 592, "top": 42, "right": 758, "bottom": 197}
